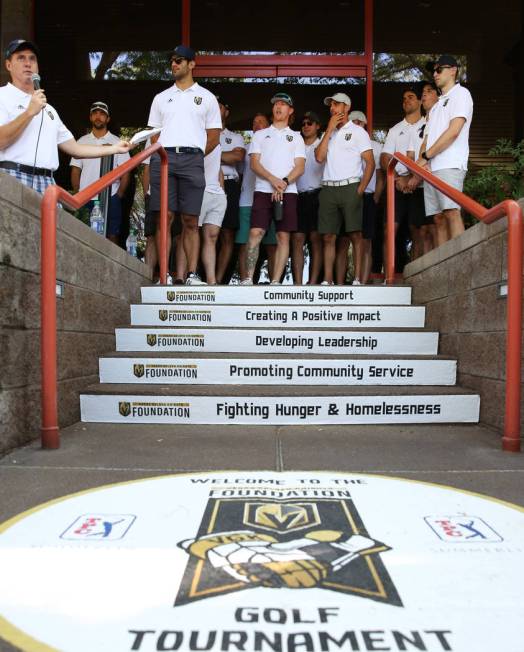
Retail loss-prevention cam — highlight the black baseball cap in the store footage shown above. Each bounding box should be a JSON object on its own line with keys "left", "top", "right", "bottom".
{"left": 5, "top": 39, "right": 39, "bottom": 59}
{"left": 171, "top": 45, "right": 196, "bottom": 61}
{"left": 302, "top": 110, "right": 321, "bottom": 123}
{"left": 435, "top": 54, "right": 459, "bottom": 68}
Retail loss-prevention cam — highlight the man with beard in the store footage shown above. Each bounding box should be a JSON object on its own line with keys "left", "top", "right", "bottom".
{"left": 242, "top": 92, "right": 305, "bottom": 285}
{"left": 147, "top": 45, "right": 222, "bottom": 285}
{"left": 70, "top": 101, "right": 130, "bottom": 245}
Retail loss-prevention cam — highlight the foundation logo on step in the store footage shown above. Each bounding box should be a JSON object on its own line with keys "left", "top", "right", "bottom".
{"left": 174, "top": 491, "right": 402, "bottom": 607}
{"left": 167, "top": 291, "right": 176, "bottom": 302}
{"left": 146, "top": 334, "right": 157, "bottom": 346}
{"left": 133, "top": 364, "right": 145, "bottom": 378}
{"left": 159, "top": 310, "right": 168, "bottom": 321}
{"left": 119, "top": 401, "right": 131, "bottom": 417}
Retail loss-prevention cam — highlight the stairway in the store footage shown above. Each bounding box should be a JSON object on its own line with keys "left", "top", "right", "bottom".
{"left": 80, "top": 285, "right": 480, "bottom": 425}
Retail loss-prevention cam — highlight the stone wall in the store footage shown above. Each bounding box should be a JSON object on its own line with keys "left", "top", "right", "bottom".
{"left": 404, "top": 203, "right": 524, "bottom": 434}
{"left": 0, "top": 173, "right": 151, "bottom": 453}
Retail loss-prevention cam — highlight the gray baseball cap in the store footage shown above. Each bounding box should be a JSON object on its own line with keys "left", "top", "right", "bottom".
{"left": 324, "top": 92, "right": 351, "bottom": 107}
{"left": 348, "top": 110, "right": 367, "bottom": 124}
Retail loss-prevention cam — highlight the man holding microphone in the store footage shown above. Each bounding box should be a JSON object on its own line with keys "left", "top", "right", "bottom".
{"left": 0, "top": 39, "right": 131, "bottom": 194}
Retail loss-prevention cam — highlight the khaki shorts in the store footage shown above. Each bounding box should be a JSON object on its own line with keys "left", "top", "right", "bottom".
{"left": 424, "top": 168, "right": 466, "bottom": 216}
{"left": 318, "top": 183, "right": 363, "bottom": 234}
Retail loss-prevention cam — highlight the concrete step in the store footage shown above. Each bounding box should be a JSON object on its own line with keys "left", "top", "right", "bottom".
{"left": 115, "top": 327, "right": 439, "bottom": 355}
{"left": 130, "top": 304, "right": 426, "bottom": 328}
{"left": 99, "top": 356, "right": 456, "bottom": 386}
{"left": 80, "top": 385, "right": 480, "bottom": 425}
{"left": 140, "top": 284, "right": 412, "bottom": 306}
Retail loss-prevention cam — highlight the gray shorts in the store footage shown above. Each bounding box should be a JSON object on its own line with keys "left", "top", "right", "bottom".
{"left": 424, "top": 168, "right": 466, "bottom": 216}
{"left": 149, "top": 149, "right": 205, "bottom": 217}
{"left": 198, "top": 190, "right": 227, "bottom": 227}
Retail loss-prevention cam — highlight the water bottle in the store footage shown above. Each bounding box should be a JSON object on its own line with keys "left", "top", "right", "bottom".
{"left": 89, "top": 200, "right": 104, "bottom": 234}
{"left": 126, "top": 228, "right": 138, "bottom": 257}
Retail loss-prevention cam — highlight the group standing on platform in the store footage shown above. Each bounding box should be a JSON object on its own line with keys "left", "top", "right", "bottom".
{"left": 0, "top": 39, "right": 473, "bottom": 286}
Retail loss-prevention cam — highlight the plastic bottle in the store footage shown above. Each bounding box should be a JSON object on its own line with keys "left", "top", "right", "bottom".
{"left": 89, "top": 200, "right": 104, "bottom": 234}
{"left": 126, "top": 228, "right": 138, "bottom": 257}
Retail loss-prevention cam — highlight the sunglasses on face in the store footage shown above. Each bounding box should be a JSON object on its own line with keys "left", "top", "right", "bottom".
{"left": 302, "top": 120, "right": 313, "bottom": 127}
{"left": 172, "top": 56, "right": 187, "bottom": 65}
{"left": 434, "top": 65, "right": 452, "bottom": 74}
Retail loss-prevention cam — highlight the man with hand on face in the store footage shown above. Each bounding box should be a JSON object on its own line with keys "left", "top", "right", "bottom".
{"left": 215, "top": 97, "right": 246, "bottom": 284}
{"left": 242, "top": 92, "right": 305, "bottom": 286}
{"left": 147, "top": 45, "right": 222, "bottom": 286}
{"left": 0, "top": 39, "right": 131, "bottom": 194}
{"left": 315, "top": 92, "right": 375, "bottom": 286}
{"left": 70, "top": 101, "right": 131, "bottom": 245}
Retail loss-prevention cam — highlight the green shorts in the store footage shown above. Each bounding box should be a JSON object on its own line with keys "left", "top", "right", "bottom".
{"left": 318, "top": 183, "right": 363, "bottom": 234}
{"left": 235, "top": 206, "right": 277, "bottom": 245}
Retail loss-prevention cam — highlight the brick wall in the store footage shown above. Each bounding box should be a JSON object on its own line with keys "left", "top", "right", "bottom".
{"left": 0, "top": 173, "right": 151, "bottom": 454}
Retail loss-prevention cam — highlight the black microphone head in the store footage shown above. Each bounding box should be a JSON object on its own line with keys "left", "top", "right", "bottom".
{"left": 31, "top": 73, "right": 41, "bottom": 90}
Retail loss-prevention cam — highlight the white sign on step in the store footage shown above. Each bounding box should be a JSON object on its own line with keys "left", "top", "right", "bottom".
{"left": 115, "top": 328, "right": 439, "bottom": 355}
{"left": 140, "top": 285, "right": 412, "bottom": 305}
{"left": 81, "top": 393, "right": 480, "bottom": 425}
{"left": 130, "top": 305, "right": 426, "bottom": 329}
{"left": 99, "top": 357, "right": 457, "bottom": 386}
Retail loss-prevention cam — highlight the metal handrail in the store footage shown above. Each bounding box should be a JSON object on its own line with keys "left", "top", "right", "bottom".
{"left": 40, "top": 142, "right": 169, "bottom": 449}
{"left": 386, "top": 151, "right": 523, "bottom": 452}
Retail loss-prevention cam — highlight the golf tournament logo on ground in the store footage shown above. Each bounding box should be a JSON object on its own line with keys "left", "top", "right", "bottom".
{"left": 175, "top": 493, "right": 401, "bottom": 606}
{"left": 1, "top": 472, "right": 524, "bottom": 652}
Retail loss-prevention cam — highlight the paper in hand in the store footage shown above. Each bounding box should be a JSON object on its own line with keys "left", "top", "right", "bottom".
{"left": 129, "top": 127, "right": 162, "bottom": 146}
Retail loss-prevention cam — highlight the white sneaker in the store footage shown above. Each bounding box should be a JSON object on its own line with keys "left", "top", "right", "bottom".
{"left": 240, "top": 278, "right": 253, "bottom": 286}
{"left": 186, "top": 272, "right": 207, "bottom": 286}
{"left": 352, "top": 279, "right": 361, "bottom": 286}
{"left": 154, "top": 275, "right": 173, "bottom": 286}
{"left": 320, "top": 281, "right": 334, "bottom": 286}
{"left": 270, "top": 280, "right": 281, "bottom": 285}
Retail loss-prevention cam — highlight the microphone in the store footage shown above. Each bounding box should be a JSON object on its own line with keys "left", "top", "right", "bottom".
{"left": 31, "top": 73, "right": 41, "bottom": 91}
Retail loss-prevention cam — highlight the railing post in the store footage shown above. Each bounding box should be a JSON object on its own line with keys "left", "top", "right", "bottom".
{"left": 385, "top": 162, "right": 396, "bottom": 284}
{"left": 503, "top": 201, "right": 523, "bottom": 452}
{"left": 158, "top": 148, "right": 169, "bottom": 285}
{"left": 40, "top": 187, "right": 60, "bottom": 449}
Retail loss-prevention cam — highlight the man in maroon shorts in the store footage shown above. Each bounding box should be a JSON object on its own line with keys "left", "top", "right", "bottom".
{"left": 242, "top": 92, "right": 306, "bottom": 285}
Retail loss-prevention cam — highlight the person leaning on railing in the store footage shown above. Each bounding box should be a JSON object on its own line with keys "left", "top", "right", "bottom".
{"left": 0, "top": 39, "right": 131, "bottom": 195}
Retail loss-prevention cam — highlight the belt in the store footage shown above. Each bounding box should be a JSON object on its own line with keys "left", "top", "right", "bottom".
{"left": 223, "top": 175, "right": 239, "bottom": 181}
{"left": 165, "top": 146, "right": 202, "bottom": 154}
{"left": 298, "top": 188, "right": 320, "bottom": 194}
{"left": 0, "top": 161, "right": 53, "bottom": 177}
{"left": 322, "top": 177, "right": 360, "bottom": 187}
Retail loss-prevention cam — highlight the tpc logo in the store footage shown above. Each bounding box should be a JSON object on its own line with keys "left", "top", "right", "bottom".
{"left": 60, "top": 514, "right": 136, "bottom": 540}
{"left": 424, "top": 515, "right": 503, "bottom": 542}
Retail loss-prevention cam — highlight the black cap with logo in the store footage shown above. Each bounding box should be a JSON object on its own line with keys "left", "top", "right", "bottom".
{"left": 5, "top": 39, "right": 39, "bottom": 59}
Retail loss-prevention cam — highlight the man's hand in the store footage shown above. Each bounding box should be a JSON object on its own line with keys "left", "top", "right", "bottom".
{"left": 395, "top": 175, "right": 410, "bottom": 192}
{"left": 327, "top": 112, "right": 345, "bottom": 132}
{"left": 115, "top": 140, "right": 132, "bottom": 153}
{"left": 27, "top": 89, "right": 47, "bottom": 117}
{"left": 270, "top": 175, "right": 287, "bottom": 193}
{"left": 406, "top": 174, "right": 422, "bottom": 192}
{"left": 416, "top": 157, "right": 429, "bottom": 170}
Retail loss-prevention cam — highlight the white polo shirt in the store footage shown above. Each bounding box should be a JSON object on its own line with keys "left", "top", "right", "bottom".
{"left": 322, "top": 121, "right": 372, "bottom": 182}
{"left": 220, "top": 128, "right": 246, "bottom": 179}
{"left": 296, "top": 137, "right": 324, "bottom": 192}
{"left": 239, "top": 141, "right": 256, "bottom": 206}
{"left": 204, "top": 144, "right": 224, "bottom": 195}
{"left": 70, "top": 131, "right": 130, "bottom": 196}
{"left": 147, "top": 82, "right": 221, "bottom": 153}
{"left": 382, "top": 116, "right": 425, "bottom": 176}
{"left": 250, "top": 125, "right": 306, "bottom": 194}
{"left": 407, "top": 119, "right": 427, "bottom": 161}
{"left": 0, "top": 82, "right": 73, "bottom": 170}
{"left": 365, "top": 140, "right": 383, "bottom": 194}
{"left": 425, "top": 83, "right": 473, "bottom": 172}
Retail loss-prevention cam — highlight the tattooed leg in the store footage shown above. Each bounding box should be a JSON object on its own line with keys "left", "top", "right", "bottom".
{"left": 245, "top": 228, "right": 265, "bottom": 281}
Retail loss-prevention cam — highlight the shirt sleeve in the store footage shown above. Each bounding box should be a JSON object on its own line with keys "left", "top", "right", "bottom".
{"left": 294, "top": 134, "right": 306, "bottom": 159}
{"left": 449, "top": 89, "right": 473, "bottom": 122}
{"left": 56, "top": 115, "right": 74, "bottom": 146}
{"left": 70, "top": 157, "right": 82, "bottom": 168}
{"left": 0, "top": 98, "right": 9, "bottom": 125}
{"left": 249, "top": 131, "right": 262, "bottom": 155}
{"left": 148, "top": 95, "right": 162, "bottom": 128}
{"left": 233, "top": 132, "right": 246, "bottom": 150}
{"left": 357, "top": 128, "right": 373, "bottom": 154}
{"left": 373, "top": 141, "right": 382, "bottom": 166}
{"left": 205, "top": 96, "right": 223, "bottom": 130}
{"left": 381, "top": 127, "right": 397, "bottom": 156}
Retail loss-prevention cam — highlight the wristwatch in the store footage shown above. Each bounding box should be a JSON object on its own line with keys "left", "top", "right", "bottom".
{"left": 421, "top": 152, "right": 430, "bottom": 161}
{"left": 282, "top": 177, "right": 289, "bottom": 185}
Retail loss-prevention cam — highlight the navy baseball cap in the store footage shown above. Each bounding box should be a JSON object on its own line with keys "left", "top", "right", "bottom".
{"left": 171, "top": 45, "right": 196, "bottom": 61}
{"left": 5, "top": 39, "right": 39, "bottom": 59}
{"left": 435, "top": 54, "right": 459, "bottom": 68}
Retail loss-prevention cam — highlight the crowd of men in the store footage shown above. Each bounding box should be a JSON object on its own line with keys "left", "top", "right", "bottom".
{"left": 0, "top": 39, "right": 473, "bottom": 286}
